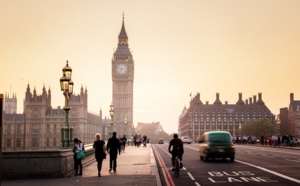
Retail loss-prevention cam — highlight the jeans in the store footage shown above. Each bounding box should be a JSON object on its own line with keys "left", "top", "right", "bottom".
{"left": 110, "top": 154, "right": 117, "bottom": 170}
{"left": 74, "top": 155, "right": 82, "bottom": 174}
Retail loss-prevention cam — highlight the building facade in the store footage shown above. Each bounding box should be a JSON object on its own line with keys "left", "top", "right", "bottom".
{"left": 2, "top": 85, "right": 103, "bottom": 151}
{"left": 4, "top": 93, "right": 17, "bottom": 114}
{"left": 111, "top": 15, "right": 134, "bottom": 136}
{"left": 284, "top": 93, "right": 300, "bottom": 137}
{"left": 279, "top": 107, "right": 289, "bottom": 135}
{"left": 179, "top": 92, "right": 274, "bottom": 142}
{"left": 136, "top": 122, "right": 164, "bottom": 135}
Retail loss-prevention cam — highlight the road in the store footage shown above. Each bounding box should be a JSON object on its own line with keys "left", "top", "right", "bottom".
{"left": 152, "top": 143, "right": 300, "bottom": 186}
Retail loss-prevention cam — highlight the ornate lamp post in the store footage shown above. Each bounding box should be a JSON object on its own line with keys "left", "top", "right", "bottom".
{"left": 124, "top": 116, "right": 127, "bottom": 137}
{"left": 239, "top": 123, "right": 242, "bottom": 136}
{"left": 277, "top": 115, "right": 281, "bottom": 134}
{"left": 60, "top": 60, "right": 74, "bottom": 148}
{"left": 109, "top": 104, "right": 114, "bottom": 137}
{"left": 131, "top": 124, "right": 134, "bottom": 136}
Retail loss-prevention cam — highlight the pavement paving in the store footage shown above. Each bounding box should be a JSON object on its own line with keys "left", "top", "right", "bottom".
{"left": 2, "top": 144, "right": 162, "bottom": 186}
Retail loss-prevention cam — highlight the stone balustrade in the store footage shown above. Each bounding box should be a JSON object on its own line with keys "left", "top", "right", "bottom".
{"left": 1, "top": 143, "right": 94, "bottom": 179}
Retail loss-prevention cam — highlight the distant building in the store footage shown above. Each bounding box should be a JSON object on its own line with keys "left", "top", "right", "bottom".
{"left": 282, "top": 93, "right": 300, "bottom": 137}
{"left": 137, "top": 122, "right": 164, "bottom": 134}
{"left": 179, "top": 92, "right": 275, "bottom": 142}
{"left": 279, "top": 107, "right": 289, "bottom": 135}
{"left": 4, "top": 93, "right": 17, "bottom": 114}
{"left": 2, "top": 84, "right": 103, "bottom": 151}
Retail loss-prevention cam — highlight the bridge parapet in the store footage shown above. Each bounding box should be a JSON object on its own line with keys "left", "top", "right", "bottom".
{"left": 2, "top": 143, "right": 95, "bottom": 179}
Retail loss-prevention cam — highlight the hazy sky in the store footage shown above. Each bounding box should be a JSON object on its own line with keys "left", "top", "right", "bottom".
{"left": 1, "top": 1, "right": 300, "bottom": 134}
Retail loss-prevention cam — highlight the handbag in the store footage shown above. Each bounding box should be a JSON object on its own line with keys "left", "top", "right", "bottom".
{"left": 77, "top": 150, "right": 85, "bottom": 159}
{"left": 102, "top": 151, "right": 107, "bottom": 159}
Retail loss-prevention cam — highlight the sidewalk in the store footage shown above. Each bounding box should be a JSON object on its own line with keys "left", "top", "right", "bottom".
{"left": 2, "top": 144, "right": 161, "bottom": 186}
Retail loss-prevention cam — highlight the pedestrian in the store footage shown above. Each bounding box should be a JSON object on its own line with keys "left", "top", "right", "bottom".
{"left": 143, "top": 135, "right": 147, "bottom": 147}
{"left": 120, "top": 135, "right": 127, "bottom": 151}
{"left": 107, "top": 131, "right": 121, "bottom": 172}
{"left": 134, "top": 134, "right": 137, "bottom": 146}
{"left": 93, "top": 133, "right": 106, "bottom": 177}
{"left": 136, "top": 134, "right": 141, "bottom": 147}
{"left": 73, "top": 138, "right": 84, "bottom": 176}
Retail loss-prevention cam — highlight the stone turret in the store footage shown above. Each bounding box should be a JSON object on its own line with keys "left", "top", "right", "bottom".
{"left": 257, "top": 92, "right": 265, "bottom": 104}
{"left": 213, "top": 92, "right": 222, "bottom": 105}
{"left": 236, "top": 92, "right": 245, "bottom": 105}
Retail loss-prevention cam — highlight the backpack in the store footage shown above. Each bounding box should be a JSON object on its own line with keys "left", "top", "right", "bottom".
{"left": 173, "top": 139, "right": 183, "bottom": 154}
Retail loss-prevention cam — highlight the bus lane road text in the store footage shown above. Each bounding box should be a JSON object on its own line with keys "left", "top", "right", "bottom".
{"left": 208, "top": 171, "right": 278, "bottom": 183}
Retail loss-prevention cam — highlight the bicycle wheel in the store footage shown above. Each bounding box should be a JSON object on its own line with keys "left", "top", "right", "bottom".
{"left": 175, "top": 159, "right": 180, "bottom": 177}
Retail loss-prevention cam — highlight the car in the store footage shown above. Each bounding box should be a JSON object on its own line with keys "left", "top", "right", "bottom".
{"left": 128, "top": 137, "right": 134, "bottom": 145}
{"left": 158, "top": 138, "right": 164, "bottom": 144}
{"left": 181, "top": 136, "right": 192, "bottom": 144}
{"left": 199, "top": 131, "right": 235, "bottom": 162}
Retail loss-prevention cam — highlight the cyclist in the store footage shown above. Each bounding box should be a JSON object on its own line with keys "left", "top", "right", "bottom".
{"left": 168, "top": 134, "right": 184, "bottom": 170}
{"left": 120, "top": 135, "right": 127, "bottom": 152}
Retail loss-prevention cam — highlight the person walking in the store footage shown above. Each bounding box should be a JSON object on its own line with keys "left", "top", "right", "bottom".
{"left": 93, "top": 133, "right": 106, "bottom": 177}
{"left": 73, "top": 138, "right": 84, "bottom": 176}
{"left": 107, "top": 132, "right": 121, "bottom": 172}
{"left": 143, "top": 135, "right": 147, "bottom": 147}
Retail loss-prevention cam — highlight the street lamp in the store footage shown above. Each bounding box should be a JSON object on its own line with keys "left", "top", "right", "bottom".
{"left": 239, "top": 123, "right": 242, "bottom": 136}
{"left": 109, "top": 104, "right": 114, "bottom": 137}
{"left": 131, "top": 124, "right": 134, "bottom": 136}
{"left": 124, "top": 116, "right": 127, "bottom": 137}
{"left": 60, "top": 60, "right": 74, "bottom": 148}
{"left": 277, "top": 115, "right": 281, "bottom": 133}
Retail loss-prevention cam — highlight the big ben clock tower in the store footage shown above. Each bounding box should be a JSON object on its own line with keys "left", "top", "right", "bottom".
{"left": 112, "top": 15, "right": 134, "bottom": 135}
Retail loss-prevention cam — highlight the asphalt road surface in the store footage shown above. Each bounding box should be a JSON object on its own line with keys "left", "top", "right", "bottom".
{"left": 152, "top": 143, "right": 300, "bottom": 186}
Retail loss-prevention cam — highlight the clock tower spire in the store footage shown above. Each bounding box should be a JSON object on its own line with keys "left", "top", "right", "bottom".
{"left": 111, "top": 14, "right": 134, "bottom": 136}
{"left": 118, "top": 12, "right": 128, "bottom": 45}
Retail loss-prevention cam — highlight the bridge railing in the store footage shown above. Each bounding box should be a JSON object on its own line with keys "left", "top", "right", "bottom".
{"left": 1, "top": 143, "right": 95, "bottom": 179}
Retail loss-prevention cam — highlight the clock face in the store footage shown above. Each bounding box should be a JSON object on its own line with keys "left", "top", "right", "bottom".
{"left": 116, "top": 64, "right": 127, "bottom": 74}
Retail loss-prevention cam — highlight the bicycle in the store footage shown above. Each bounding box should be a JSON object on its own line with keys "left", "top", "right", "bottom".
{"left": 120, "top": 142, "right": 125, "bottom": 152}
{"left": 174, "top": 155, "right": 181, "bottom": 177}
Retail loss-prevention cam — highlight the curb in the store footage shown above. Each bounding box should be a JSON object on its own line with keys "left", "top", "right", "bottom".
{"left": 149, "top": 144, "right": 162, "bottom": 186}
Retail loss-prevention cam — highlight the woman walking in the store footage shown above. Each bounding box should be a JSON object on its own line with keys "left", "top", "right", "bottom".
{"left": 93, "top": 133, "right": 106, "bottom": 177}
{"left": 73, "top": 138, "right": 83, "bottom": 176}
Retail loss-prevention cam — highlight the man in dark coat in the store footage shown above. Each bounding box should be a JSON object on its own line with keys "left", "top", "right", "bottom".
{"left": 107, "top": 132, "right": 121, "bottom": 172}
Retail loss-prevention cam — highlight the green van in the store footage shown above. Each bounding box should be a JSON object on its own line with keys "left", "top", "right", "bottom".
{"left": 199, "top": 131, "right": 235, "bottom": 162}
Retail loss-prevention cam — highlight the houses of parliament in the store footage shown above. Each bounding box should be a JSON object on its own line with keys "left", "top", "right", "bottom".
{"left": 2, "top": 16, "right": 135, "bottom": 151}
{"left": 2, "top": 85, "right": 104, "bottom": 151}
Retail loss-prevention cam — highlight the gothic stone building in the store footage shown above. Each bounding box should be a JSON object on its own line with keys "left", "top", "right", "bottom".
{"left": 179, "top": 92, "right": 274, "bottom": 142}
{"left": 4, "top": 93, "right": 17, "bottom": 114}
{"left": 111, "top": 15, "right": 134, "bottom": 136}
{"left": 2, "top": 85, "right": 103, "bottom": 151}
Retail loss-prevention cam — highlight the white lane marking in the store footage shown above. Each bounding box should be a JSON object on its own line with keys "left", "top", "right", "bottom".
{"left": 185, "top": 146, "right": 198, "bottom": 151}
{"left": 157, "top": 145, "right": 187, "bottom": 169}
{"left": 235, "top": 160, "right": 300, "bottom": 184}
{"left": 236, "top": 146, "right": 300, "bottom": 155}
{"left": 285, "top": 159, "right": 300, "bottom": 163}
{"left": 195, "top": 182, "right": 201, "bottom": 186}
{"left": 157, "top": 145, "right": 195, "bottom": 181}
{"left": 157, "top": 145, "right": 172, "bottom": 157}
{"left": 186, "top": 145, "right": 300, "bottom": 184}
{"left": 189, "top": 143, "right": 300, "bottom": 156}
{"left": 187, "top": 172, "right": 195, "bottom": 180}
{"left": 262, "top": 155, "right": 275, "bottom": 158}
